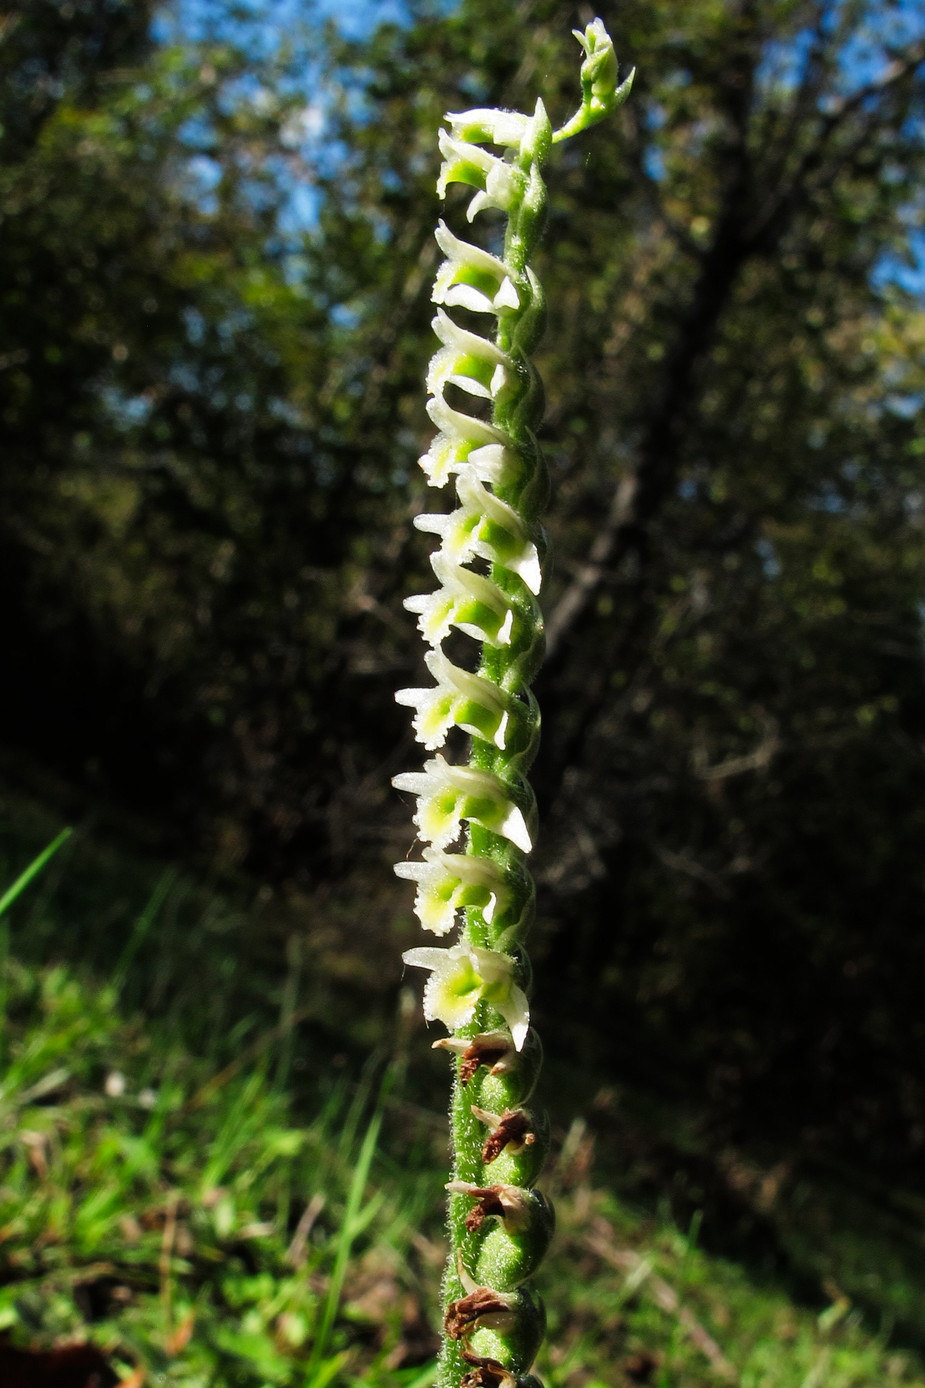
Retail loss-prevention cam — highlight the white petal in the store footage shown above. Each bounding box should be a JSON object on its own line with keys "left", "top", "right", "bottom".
{"left": 426, "top": 395, "right": 511, "bottom": 449}
{"left": 434, "top": 219, "right": 509, "bottom": 282}
{"left": 413, "top": 511, "right": 450, "bottom": 538}
{"left": 392, "top": 769, "right": 429, "bottom": 795}
{"left": 402, "top": 946, "right": 450, "bottom": 971}
{"left": 467, "top": 444, "right": 519, "bottom": 486}
{"left": 431, "top": 308, "right": 510, "bottom": 367}
{"left": 444, "top": 108, "right": 530, "bottom": 147}
{"left": 441, "top": 283, "right": 494, "bottom": 313}
{"left": 438, "top": 130, "right": 497, "bottom": 176}
{"left": 466, "top": 190, "right": 491, "bottom": 222}
{"left": 393, "top": 858, "right": 434, "bottom": 883}
{"left": 498, "top": 803, "right": 532, "bottom": 853}
{"left": 497, "top": 983, "right": 531, "bottom": 1051}
{"left": 494, "top": 276, "right": 520, "bottom": 311}
{"left": 468, "top": 945, "right": 512, "bottom": 985}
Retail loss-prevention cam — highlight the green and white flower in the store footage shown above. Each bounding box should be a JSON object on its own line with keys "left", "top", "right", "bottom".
{"left": 405, "top": 550, "right": 515, "bottom": 648}
{"left": 396, "top": 646, "right": 511, "bottom": 751}
{"left": 415, "top": 471, "right": 541, "bottom": 594}
{"left": 427, "top": 308, "right": 513, "bottom": 401}
{"left": 394, "top": 846, "right": 508, "bottom": 936}
{"left": 432, "top": 219, "right": 520, "bottom": 316}
{"left": 437, "top": 131, "right": 526, "bottom": 220}
{"left": 392, "top": 755, "right": 533, "bottom": 853}
{"left": 402, "top": 943, "right": 530, "bottom": 1050}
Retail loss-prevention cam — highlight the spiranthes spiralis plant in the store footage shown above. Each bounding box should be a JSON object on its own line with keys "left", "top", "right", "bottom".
{"left": 394, "top": 20, "right": 633, "bottom": 1388}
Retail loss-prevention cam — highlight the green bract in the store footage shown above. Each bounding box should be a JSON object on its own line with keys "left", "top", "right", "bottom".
{"left": 393, "top": 20, "right": 632, "bottom": 1387}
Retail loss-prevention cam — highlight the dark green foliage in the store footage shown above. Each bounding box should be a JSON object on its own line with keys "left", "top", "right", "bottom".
{"left": 2, "top": 0, "right": 925, "bottom": 1194}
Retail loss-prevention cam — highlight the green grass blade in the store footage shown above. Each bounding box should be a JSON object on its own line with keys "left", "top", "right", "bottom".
{"left": 305, "top": 1076, "right": 387, "bottom": 1385}
{"left": 307, "top": 1349, "right": 351, "bottom": 1388}
{"left": 0, "top": 828, "right": 73, "bottom": 920}
{"left": 112, "top": 866, "right": 178, "bottom": 988}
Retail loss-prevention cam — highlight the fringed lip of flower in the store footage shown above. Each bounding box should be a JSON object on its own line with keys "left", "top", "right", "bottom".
{"left": 392, "top": 755, "right": 534, "bottom": 852}
{"left": 401, "top": 941, "right": 530, "bottom": 1049}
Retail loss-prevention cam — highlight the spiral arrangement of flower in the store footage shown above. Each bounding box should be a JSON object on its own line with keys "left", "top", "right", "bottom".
{"left": 393, "top": 22, "right": 633, "bottom": 1387}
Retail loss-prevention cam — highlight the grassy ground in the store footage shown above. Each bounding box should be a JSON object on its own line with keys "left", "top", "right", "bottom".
{"left": 1, "top": 820, "right": 924, "bottom": 1387}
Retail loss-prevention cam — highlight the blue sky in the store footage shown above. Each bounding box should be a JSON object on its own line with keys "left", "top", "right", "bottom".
{"left": 155, "top": 0, "right": 925, "bottom": 294}
{"left": 162, "top": 0, "right": 414, "bottom": 44}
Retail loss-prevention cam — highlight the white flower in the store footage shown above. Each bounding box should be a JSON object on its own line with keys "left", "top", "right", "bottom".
{"left": 443, "top": 108, "right": 530, "bottom": 148}
{"left": 417, "top": 392, "right": 513, "bottom": 489}
{"left": 394, "top": 846, "right": 507, "bottom": 935}
{"left": 404, "top": 550, "right": 514, "bottom": 648}
{"left": 402, "top": 942, "right": 530, "bottom": 1048}
{"left": 427, "top": 308, "right": 513, "bottom": 401}
{"left": 396, "top": 646, "right": 510, "bottom": 750}
{"left": 415, "top": 472, "right": 541, "bottom": 595}
{"left": 392, "top": 755, "right": 533, "bottom": 852}
{"left": 432, "top": 220, "right": 520, "bottom": 316}
{"left": 416, "top": 435, "right": 523, "bottom": 491}
{"left": 437, "top": 131, "right": 525, "bottom": 219}
{"left": 417, "top": 432, "right": 472, "bottom": 489}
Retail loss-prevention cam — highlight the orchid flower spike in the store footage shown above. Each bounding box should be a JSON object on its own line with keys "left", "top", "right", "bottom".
{"left": 392, "top": 20, "right": 632, "bottom": 1388}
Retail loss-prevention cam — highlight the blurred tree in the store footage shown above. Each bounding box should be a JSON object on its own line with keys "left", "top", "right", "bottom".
{"left": 0, "top": 0, "right": 412, "bottom": 866}
{"left": 293, "top": 0, "right": 925, "bottom": 1172}
{"left": 2, "top": 0, "right": 925, "bottom": 1173}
